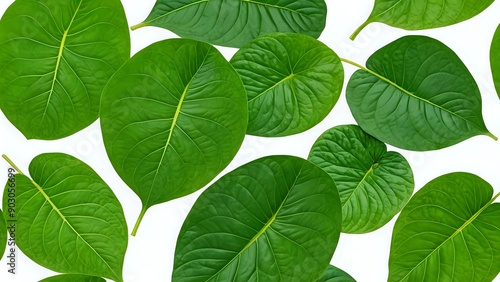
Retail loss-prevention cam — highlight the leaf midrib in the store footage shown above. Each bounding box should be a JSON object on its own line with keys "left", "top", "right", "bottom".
{"left": 342, "top": 164, "right": 375, "bottom": 208}
{"left": 248, "top": 73, "right": 295, "bottom": 103}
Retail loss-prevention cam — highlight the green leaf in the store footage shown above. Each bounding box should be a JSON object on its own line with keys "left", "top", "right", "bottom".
{"left": 345, "top": 35, "right": 496, "bottom": 151}
{"left": 131, "top": 0, "right": 327, "bottom": 48}
{"left": 231, "top": 33, "right": 344, "bottom": 137}
{"left": 389, "top": 172, "right": 500, "bottom": 282}
{"left": 0, "top": 0, "right": 130, "bottom": 140}
{"left": 173, "top": 155, "right": 342, "bottom": 281}
{"left": 0, "top": 208, "right": 6, "bottom": 258}
{"left": 40, "top": 274, "right": 105, "bottom": 282}
{"left": 1, "top": 154, "right": 128, "bottom": 282}
{"left": 351, "top": 0, "right": 494, "bottom": 40}
{"left": 308, "top": 125, "right": 414, "bottom": 233}
{"left": 317, "top": 265, "right": 356, "bottom": 282}
{"left": 491, "top": 24, "right": 500, "bottom": 98}
{"left": 100, "top": 38, "right": 248, "bottom": 236}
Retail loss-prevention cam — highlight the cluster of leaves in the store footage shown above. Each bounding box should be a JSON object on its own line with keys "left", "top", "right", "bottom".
{"left": 0, "top": 0, "right": 499, "bottom": 281}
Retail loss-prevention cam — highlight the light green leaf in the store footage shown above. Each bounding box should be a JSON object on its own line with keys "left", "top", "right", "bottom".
{"left": 491, "top": 24, "right": 500, "bottom": 98}
{"left": 231, "top": 32, "right": 344, "bottom": 137}
{"left": 351, "top": 0, "right": 494, "bottom": 40}
{"left": 173, "top": 156, "right": 342, "bottom": 282}
{"left": 0, "top": 0, "right": 130, "bottom": 140}
{"left": 346, "top": 35, "right": 496, "bottom": 151}
{"left": 389, "top": 172, "right": 500, "bottom": 282}
{"left": 308, "top": 125, "right": 414, "bottom": 233}
{"left": 317, "top": 265, "right": 356, "bottom": 282}
{"left": 0, "top": 208, "right": 6, "bottom": 258}
{"left": 40, "top": 274, "right": 105, "bottom": 282}
{"left": 1, "top": 154, "right": 128, "bottom": 282}
{"left": 131, "top": 0, "right": 327, "bottom": 48}
{"left": 100, "top": 39, "right": 248, "bottom": 236}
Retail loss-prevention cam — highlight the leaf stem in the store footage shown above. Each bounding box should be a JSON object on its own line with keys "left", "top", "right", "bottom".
{"left": 131, "top": 207, "right": 147, "bottom": 236}
{"left": 486, "top": 132, "right": 498, "bottom": 141}
{"left": 130, "top": 22, "right": 147, "bottom": 31}
{"left": 350, "top": 19, "right": 371, "bottom": 40}
{"left": 2, "top": 154, "right": 25, "bottom": 175}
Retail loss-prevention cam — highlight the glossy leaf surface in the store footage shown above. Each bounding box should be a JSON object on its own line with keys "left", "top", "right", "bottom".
{"left": 492, "top": 24, "right": 500, "bottom": 98}
{"left": 0, "top": 0, "right": 130, "bottom": 140}
{"left": 132, "top": 0, "right": 327, "bottom": 47}
{"left": 100, "top": 39, "right": 247, "bottom": 233}
{"left": 352, "top": 0, "right": 493, "bottom": 39}
{"left": 231, "top": 33, "right": 344, "bottom": 137}
{"left": 2, "top": 154, "right": 128, "bottom": 282}
{"left": 317, "top": 265, "right": 356, "bottom": 282}
{"left": 346, "top": 35, "right": 495, "bottom": 151}
{"left": 308, "top": 125, "right": 414, "bottom": 233}
{"left": 173, "top": 156, "right": 342, "bottom": 281}
{"left": 40, "top": 274, "right": 105, "bottom": 282}
{"left": 389, "top": 172, "right": 500, "bottom": 281}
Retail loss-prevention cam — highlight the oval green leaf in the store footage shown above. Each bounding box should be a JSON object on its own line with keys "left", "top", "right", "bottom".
{"left": 0, "top": 0, "right": 130, "bottom": 140}
{"left": 346, "top": 35, "right": 495, "bottom": 151}
{"left": 1, "top": 154, "right": 128, "bottom": 282}
{"left": 351, "top": 0, "right": 494, "bottom": 40}
{"left": 491, "top": 24, "right": 500, "bottom": 98}
{"left": 231, "top": 33, "right": 344, "bottom": 137}
{"left": 389, "top": 172, "right": 500, "bottom": 282}
{"left": 308, "top": 125, "right": 414, "bottom": 233}
{"left": 0, "top": 208, "right": 5, "bottom": 258}
{"left": 40, "top": 274, "right": 105, "bottom": 282}
{"left": 131, "top": 0, "right": 327, "bottom": 48}
{"left": 100, "top": 39, "right": 248, "bottom": 235}
{"left": 173, "top": 155, "right": 342, "bottom": 281}
{"left": 317, "top": 265, "right": 356, "bottom": 282}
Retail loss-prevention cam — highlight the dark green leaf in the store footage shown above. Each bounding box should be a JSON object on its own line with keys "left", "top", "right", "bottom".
{"left": 131, "top": 0, "right": 327, "bottom": 48}
{"left": 0, "top": 0, "right": 130, "bottom": 140}
{"left": 346, "top": 35, "right": 495, "bottom": 151}
{"left": 0, "top": 208, "right": 6, "bottom": 258}
{"left": 100, "top": 39, "right": 247, "bottom": 235}
{"left": 308, "top": 125, "right": 414, "bottom": 233}
{"left": 351, "top": 0, "right": 494, "bottom": 40}
{"left": 40, "top": 274, "right": 105, "bottom": 282}
{"left": 2, "top": 154, "right": 128, "bottom": 282}
{"left": 491, "top": 24, "right": 500, "bottom": 98}
{"left": 389, "top": 172, "right": 500, "bottom": 282}
{"left": 317, "top": 265, "right": 356, "bottom": 282}
{"left": 231, "top": 33, "right": 344, "bottom": 137}
{"left": 173, "top": 156, "right": 342, "bottom": 281}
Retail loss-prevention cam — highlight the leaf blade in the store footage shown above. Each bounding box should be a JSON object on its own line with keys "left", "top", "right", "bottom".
{"left": 491, "top": 24, "right": 500, "bottom": 98}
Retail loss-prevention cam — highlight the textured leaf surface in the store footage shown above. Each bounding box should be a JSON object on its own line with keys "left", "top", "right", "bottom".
{"left": 308, "top": 125, "right": 414, "bottom": 233}
{"left": 173, "top": 156, "right": 342, "bottom": 282}
{"left": 100, "top": 39, "right": 247, "bottom": 230}
{"left": 40, "top": 274, "right": 105, "bottom": 282}
{"left": 231, "top": 33, "right": 343, "bottom": 137}
{"left": 317, "top": 265, "right": 356, "bottom": 282}
{"left": 492, "top": 25, "right": 500, "bottom": 98}
{"left": 1, "top": 154, "right": 128, "bottom": 282}
{"left": 389, "top": 173, "right": 500, "bottom": 282}
{"left": 0, "top": 209, "right": 5, "bottom": 258}
{"left": 346, "top": 35, "right": 494, "bottom": 151}
{"left": 352, "top": 0, "right": 493, "bottom": 39}
{"left": 0, "top": 0, "right": 130, "bottom": 140}
{"left": 133, "top": 0, "right": 327, "bottom": 47}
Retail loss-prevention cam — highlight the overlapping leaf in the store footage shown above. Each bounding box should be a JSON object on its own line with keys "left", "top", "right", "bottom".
{"left": 347, "top": 35, "right": 495, "bottom": 151}
{"left": 173, "top": 156, "right": 342, "bottom": 281}
{"left": 491, "top": 24, "right": 500, "bottom": 98}
{"left": 317, "top": 265, "right": 356, "bottom": 282}
{"left": 0, "top": 0, "right": 130, "bottom": 139}
{"left": 100, "top": 39, "right": 248, "bottom": 235}
{"left": 308, "top": 125, "right": 414, "bottom": 233}
{"left": 351, "top": 0, "right": 494, "bottom": 39}
{"left": 40, "top": 274, "right": 105, "bottom": 282}
{"left": 231, "top": 33, "right": 344, "bottom": 136}
{"left": 132, "top": 0, "right": 327, "bottom": 47}
{"left": 389, "top": 172, "right": 500, "bottom": 281}
{"left": 1, "top": 154, "right": 128, "bottom": 282}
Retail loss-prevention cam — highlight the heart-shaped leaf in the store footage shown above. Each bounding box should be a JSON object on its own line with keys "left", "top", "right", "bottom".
{"left": 346, "top": 35, "right": 496, "bottom": 151}
{"left": 389, "top": 172, "right": 500, "bottom": 281}
{"left": 491, "top": 24, "right": 500, "bottom": 98}
{"left": 100, "top": 39, "right": 248, "bottom": 236}
{"left": 351, "top": 0, "right": 494, "bottom": 40}
{"left": 0, "top": 0, "right": 130, "bottom": 140}
{"left": 317, "top": 265, "right": 356, "bottom": 282}
{"left": 0, "top": 208, "right": 5, "bottom": 258}
{"left": 1, "top": 154, "right": 128, "bottom": 282}
{"left": 230, "top": 32, "right": 344, "bottom": 137}
{"left": 131, "top": 0, "right": 327, "bottom": 48}
{"left": 173, "top": 156, "right": 342, "bottom": 282}
{"left": 308, "top": 125, "right": 414, "bottom": 233}
{"left": 40, "top": 274, "right": 105, "bottom": 282}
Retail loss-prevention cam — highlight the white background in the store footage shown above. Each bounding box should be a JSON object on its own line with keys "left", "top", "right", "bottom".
{"left": 1, "top": 0, "right": 500, "bottom": 281}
